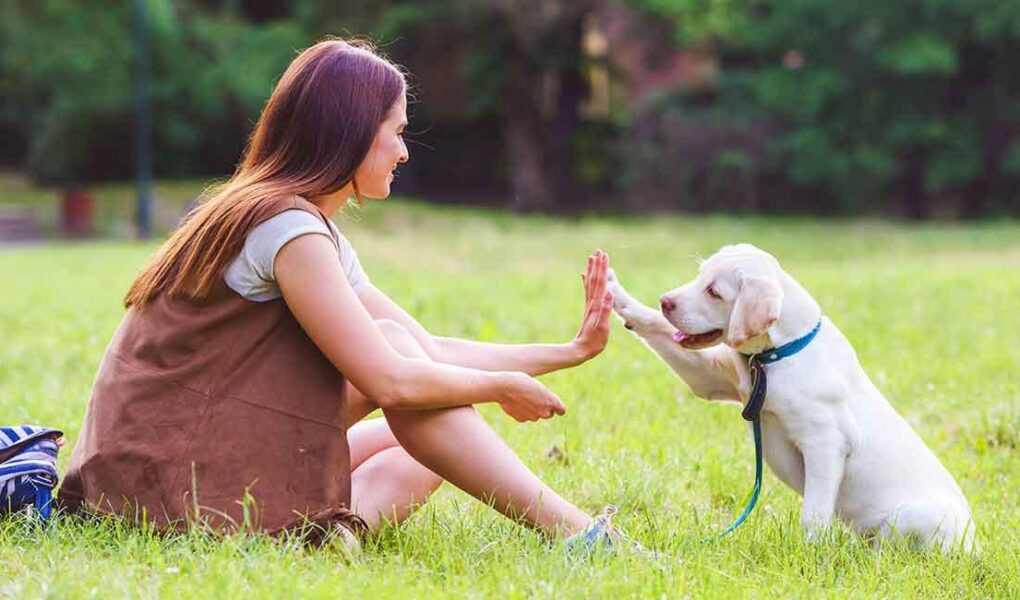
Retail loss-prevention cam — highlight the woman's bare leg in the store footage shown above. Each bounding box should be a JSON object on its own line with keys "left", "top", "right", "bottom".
{"left": 345, "top": 319, "right": 591, "bottom": 537}
{"left": 349, "top": 416, "right": 401, "bottom": 470}
{"left": 382, "top": 404, "right": 590, "bottom": 536}
{"left": 349, "top": 417, "right": 442, "bottom": 530}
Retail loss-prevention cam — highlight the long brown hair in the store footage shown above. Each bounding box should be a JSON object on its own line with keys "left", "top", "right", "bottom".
{"left": 124, "top": 38, "right": 405, "bottom": 307}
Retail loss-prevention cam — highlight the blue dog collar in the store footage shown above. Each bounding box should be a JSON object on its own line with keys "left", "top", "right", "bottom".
{"left": 741, "top": 318, "right": 822, "bottom": 422}
{"left": 754, "top": 319, "right": 823, "bottom": 365}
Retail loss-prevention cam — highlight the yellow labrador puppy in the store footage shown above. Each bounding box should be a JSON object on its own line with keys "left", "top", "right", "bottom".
{"left": 609, "top": 244, "right": 974, "bottom": 552}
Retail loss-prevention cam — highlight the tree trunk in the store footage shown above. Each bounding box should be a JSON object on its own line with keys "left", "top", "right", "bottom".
{"left": 961, "top": 125, "right": 1009, "bottom": 220}
{"left": 898, "top": 149, "right": 930, "bottom": 219}
{"left": 504, "top": 61, "right": 554, "bottom": 211}
{"left": 546, "top": 14, "right": 588, "bottom": 211}
{"left": 952, "top": 43, "right": 999, "bottom": 220}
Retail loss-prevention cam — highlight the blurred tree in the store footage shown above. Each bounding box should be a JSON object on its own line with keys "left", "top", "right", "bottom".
{"left": 372, "top": 0, "right": 599, "bottom": 212}
{"left": 4, "top": 0, "right": 1017, "bottom": 216}
{"left": 1, "top": 0, "right": 134, "bottom": 182}
{"left": 0, "top": 0, "right": 309, "bottom": 183}
{"left": 641, "top": 0, "right": 1020, "bottom": 217}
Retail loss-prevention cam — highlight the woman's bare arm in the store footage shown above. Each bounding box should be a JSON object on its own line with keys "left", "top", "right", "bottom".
{"left": 358, "top": 250, "right": 614, "bottom": 376}
{"left": 274, "top": 233, "right": 565, "bottom": 421}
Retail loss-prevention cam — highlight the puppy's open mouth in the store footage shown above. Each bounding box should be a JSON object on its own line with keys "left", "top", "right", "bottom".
{"left": 673, "top": 329, "right": 724, "bottom": 349}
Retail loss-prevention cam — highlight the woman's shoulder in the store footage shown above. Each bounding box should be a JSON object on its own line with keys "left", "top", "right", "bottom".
{"left": 225, "top": 209, "right": 336, "bottom": 301}
{"left": 249, "top": 209, "right": 335, "bottom": 249}
{"left": 256, "top": 194, "right": 323, "bottom": 222}
{"left": 277, "top": 194, "right": 320, "bottom": 214}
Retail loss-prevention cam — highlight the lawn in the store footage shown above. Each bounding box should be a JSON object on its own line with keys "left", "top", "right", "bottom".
{"left": 1, "top": 192, "right": 1018, "bottom": 598}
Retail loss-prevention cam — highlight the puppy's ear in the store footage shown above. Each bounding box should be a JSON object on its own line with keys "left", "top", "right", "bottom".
{"left": 727, "top": 274, "right": 783, "bottom": 348}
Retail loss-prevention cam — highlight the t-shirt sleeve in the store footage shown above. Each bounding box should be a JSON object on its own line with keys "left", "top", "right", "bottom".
{"left": 224, "top": 209, "right": 370, "bottom": 302}
{"left": 335, "top": 230, "right": 371, "bottom": 295}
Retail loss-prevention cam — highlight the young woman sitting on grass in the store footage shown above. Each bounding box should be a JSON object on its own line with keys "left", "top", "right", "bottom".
{"left": 60, "top": 39, "right": 630, "bottom": 552}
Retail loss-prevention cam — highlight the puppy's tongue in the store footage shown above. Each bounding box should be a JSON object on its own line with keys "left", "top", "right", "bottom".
{"left": 673, "top": 328, "right": 724, "bottom": 348}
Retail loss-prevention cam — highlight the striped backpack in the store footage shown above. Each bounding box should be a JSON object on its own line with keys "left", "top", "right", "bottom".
{"left": 0, "top": 426, "right": 63, "bottom": 521}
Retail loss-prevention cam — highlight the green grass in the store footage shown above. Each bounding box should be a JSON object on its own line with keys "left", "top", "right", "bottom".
{"left": 1, "top": 193, "right": 1019, "bottom": 598}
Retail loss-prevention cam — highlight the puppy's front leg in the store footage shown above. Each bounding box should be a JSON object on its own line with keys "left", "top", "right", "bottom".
{"left": 608, "top": 271, "right": 741, "bottom": 402}
{"left": 798, "top": 436, "right": 848, "bottom": 540}
{"left": 607, "top": 272, "right": 674, "bottom": 337}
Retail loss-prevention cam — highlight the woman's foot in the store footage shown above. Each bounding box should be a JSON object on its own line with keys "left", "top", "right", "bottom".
{"left": 565, "top": 505, "right": 653, "bottom": 557}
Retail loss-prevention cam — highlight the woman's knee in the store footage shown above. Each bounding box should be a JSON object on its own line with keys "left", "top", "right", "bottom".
{"left": 382, "top": 404, "right": 481, "bottom": 460}
{"left": 342, "top": 321, "right": 428, "bottom": 424}
{"left": 374, "top": 319, "right": 428, "bottom": 359}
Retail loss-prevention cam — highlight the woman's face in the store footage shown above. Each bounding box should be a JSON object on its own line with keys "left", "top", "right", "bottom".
{"left": 355, "top": 94, "right": 409, "bottom": 200}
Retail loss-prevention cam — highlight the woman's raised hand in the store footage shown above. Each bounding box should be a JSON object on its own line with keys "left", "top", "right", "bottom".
{"left": 498, "top": 372, "right": 566, "bottom": 422}
{"left": 572, "top": 249, "right": 613, "bottom": 361}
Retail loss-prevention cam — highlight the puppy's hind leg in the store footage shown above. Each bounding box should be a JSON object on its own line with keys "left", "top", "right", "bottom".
{"left": 879, "top": 505, "right": 975, "bottom": 554}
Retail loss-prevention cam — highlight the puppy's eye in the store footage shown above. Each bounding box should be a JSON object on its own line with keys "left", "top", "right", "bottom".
{"left": 706, "top": 285, "right": 722, "bottom": 300}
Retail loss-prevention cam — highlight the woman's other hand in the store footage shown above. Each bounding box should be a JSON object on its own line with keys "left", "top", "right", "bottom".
{"left": 571, "top": 249, "right": 613, "bottom": 361}
{"left": 498, "top": 372, "right": 566, "bottom": 422}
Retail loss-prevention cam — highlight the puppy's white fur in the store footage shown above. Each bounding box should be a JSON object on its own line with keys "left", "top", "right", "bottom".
{"left": 610, "top": 244, "right": 974, "bottom": 552}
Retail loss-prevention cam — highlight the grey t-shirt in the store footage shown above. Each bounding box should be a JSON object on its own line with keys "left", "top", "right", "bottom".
{"left": 224, "top": 209, "right": 370, "bottom": 302}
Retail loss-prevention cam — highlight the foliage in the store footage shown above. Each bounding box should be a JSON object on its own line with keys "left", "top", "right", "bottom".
{"left": 0, "top": 0, "right": 310, "bottom": 182}
{"left": 639, "top": 0, "right": 1020, "bottom": 216}
{"left": 0, "top": 0, "right": 133, "bottom": 181}
{"left": 2, "top": 1, "right": 1019, "bottom": 216}
{"left": 373, "top": 0, "right": 600, "bottom": 211}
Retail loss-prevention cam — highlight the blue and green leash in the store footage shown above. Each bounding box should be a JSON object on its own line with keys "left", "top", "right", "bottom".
{"left": 709, "top": 320, "right": 822, "bottom": 539}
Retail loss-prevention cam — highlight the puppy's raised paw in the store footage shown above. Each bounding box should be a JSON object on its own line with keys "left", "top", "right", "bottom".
{"left": 606, "top": 271, "right": 665, "bottom": 334}
{"left": 607, "top": 277, "right": 634, "bottom": 318}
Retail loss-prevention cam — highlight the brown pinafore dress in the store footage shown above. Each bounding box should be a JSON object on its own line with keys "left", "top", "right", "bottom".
{"left": 60, "top": 196, "right": 362, "bottom": 538}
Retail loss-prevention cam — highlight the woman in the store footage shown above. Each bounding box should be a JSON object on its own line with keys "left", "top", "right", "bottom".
{"left": 60, "top": 39, "right": 622, "bottom": 550}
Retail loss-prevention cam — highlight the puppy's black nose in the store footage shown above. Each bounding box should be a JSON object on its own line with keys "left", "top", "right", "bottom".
{"left": 660, "top": 296, "right": 675, "bottom": 313}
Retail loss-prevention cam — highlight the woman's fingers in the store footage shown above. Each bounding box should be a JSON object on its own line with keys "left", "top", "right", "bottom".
{"left": 585, "top": 254, "right": 594, "bottom": 303}
{"left": 506, "top": 375, "right": 566, "bottom": 422}
{"left": 586, "top": 259, "right": 595, "bottom": 300}
{"left": 596, "top": 289, "right": 613, "bottom": 328}
{"left": 586, "top": 290, "right": 610, "bottom": 330}
{"left": 596, "top": 253, "right": 612, "bottom": 323}
{"left": 579, "top": 251, "right": 612, "bottom": 335}
{"left": 590, "top": 251, "right": 608, "bottom": 304}
{"left": 586, "top": 252, "right": 603, "bottom": 300}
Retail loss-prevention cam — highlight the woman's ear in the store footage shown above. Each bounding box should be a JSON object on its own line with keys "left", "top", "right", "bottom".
{"left": 727, "top": 274, "right": 783, "bottom": 348}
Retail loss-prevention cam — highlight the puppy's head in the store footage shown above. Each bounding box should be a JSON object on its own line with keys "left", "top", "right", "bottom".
{"left": 659, "top": 244, "right": 783, "bottom": 352}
